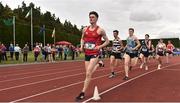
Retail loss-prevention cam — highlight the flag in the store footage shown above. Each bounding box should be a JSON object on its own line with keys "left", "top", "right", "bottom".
{"left": 3, "top": 18, "right": 13, "bottom": 26}
{"left": 25, "top": 9, "right": 31, "bottom": 18}
{"left": 38, "top": 26, "right": 45, "bottom": 34}
{"left": 51, "top": 28, "right": 55, "bottom": 38}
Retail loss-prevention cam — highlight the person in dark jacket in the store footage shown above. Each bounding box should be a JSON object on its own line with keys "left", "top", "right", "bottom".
{"left": 9, "top": 43, "right": 14, "bottom": 60}
{"left": 22, "top": 44, "right": 29, "bottom": 62}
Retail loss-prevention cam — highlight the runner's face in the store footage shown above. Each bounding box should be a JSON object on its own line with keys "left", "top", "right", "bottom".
{"left": 145, "top": 35, "right": 149, "bottom": 40}
{"left": 160, "top": 39, "right": 163, "bottom": 43}
{"left": 129, "top": 30, "right": 134, "bottom": 36}
{"left": 89, "top": 14, "right": 97, "bottom": 24}
{"left": 113, "top": 32, "right": 118, "bottom": 38}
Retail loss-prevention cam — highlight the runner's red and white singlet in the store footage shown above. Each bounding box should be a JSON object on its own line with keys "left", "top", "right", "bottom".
{"left": 83, "top": 26, "right": 102, "bottom": 55}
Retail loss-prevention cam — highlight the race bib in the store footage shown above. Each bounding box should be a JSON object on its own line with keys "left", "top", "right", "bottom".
{"left": 158, "top": 48, "right": 163, "bottom": 52}
{"left": 112, "top": 46, "right": 120, "bottom": 51}
{"left": 142, "top": 48, "right": 148, "bottom": 52}
{"left": 126, "top": 47, "right": 133, "bottom": 53}
{"left": 84, "top": 42, "right": 96, "bottom": 50}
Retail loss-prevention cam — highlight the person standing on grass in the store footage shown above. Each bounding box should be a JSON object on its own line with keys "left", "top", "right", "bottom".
{"left": 109, "top": 30, "right": 124, "bottom": 78}
{"left": 58, "top": 45, "right": 63, "bottom": 60}
{"left": 9, "top": 43, "right": 14, "bottom": 60}
{"left": 123, "top": 28, "right": 141, "bottom": 80}
{"left": 75, "top": 11, "right": 109, "bottom": 101}
{"left": 139, "top": 34, "right": 152, "bottom": 70}
{"left": 34, "top": 44, "right": 40, "bottom": 62}
{"left": 63, "top": 45, "right": 68, "bottom": 60}
{"left": 51, "top": 45, "right": 57, "bottom": 62}
{"left": 70, "top": 45, "right": 75, "bottom": 60}
{"left": 156, "top": 39, "right": 166, "bottom": 69}
{"left": 14, "top": 44, "right": 21, "bottom": 61}
{"left": 1, "top": 44, "right": 7, "bottom": 61}
{"left": 166, "top": 40, "right": 175, "bottom": 63}
{"left": 47, "top": 44, "right": 52, "bottom": 62}
{"left": 22, "top": 44, "right": 29, "bottom": 62}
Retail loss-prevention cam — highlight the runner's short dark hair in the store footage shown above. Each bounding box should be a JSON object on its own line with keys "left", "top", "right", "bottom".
{"left": 89, "top": 11, "right": 99, "bottom": 18}
{"left": 145, "top": 34, "right": 149, "bottom": 37}
{"left": 129, "top": 28, "right": 134, "bottom": 32}
{"left": 113, "top": 30, "right": 119, "bottom": 34}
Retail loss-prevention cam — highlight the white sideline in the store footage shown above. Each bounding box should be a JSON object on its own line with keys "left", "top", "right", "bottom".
{"left": 82, "top": 63, "right": 180, "bottom": 103}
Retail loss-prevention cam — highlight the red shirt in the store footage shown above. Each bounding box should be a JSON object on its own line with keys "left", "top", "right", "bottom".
{"left": 167, "top": 44, "right": 174, "bottom": 52}
{"left": 83, "top": 26, "right": 102, "bottom": 55}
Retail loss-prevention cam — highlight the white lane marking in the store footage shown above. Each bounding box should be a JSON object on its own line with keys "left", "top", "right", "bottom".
{"left": 9, "top": 63, "right": 152, "bottom": 103}
{"left": 0, "top": 68, "right": 83, "bottom": 83}
{"left": 0, "top": 65, "right": 82, "bottom": 77}
{"left": 82, "top": 63, "right": 180, "bottom": 103}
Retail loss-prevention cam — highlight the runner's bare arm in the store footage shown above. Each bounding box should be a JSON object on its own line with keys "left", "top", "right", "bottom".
{"left": 156, "top": 45, "right": 158, "bottom": 54}
{"left": 147, "top": 40, "right": 152, "bottom": 50}
{"left": 133, "top": 37, "right": 141, "bottom": 50}
{"left": 99, "top": 29, "right": 109, "bottom": 49}
{"left": 80, "top": 27, "right": 87, "bottom": 50}
{"left": 163, "top": 43, "right": 167, "bottom": 51}
{"left": 119, "top": 39, "right": 124, "bottom": 50}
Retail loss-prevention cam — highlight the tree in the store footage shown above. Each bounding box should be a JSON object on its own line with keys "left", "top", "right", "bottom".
{"left": 0, "top": 2, "right": 81, "bottom": 46}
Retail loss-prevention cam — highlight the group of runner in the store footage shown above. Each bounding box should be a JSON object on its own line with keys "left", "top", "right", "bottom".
{"left": 75, "top": 11, "right": 175, "bottom": 101}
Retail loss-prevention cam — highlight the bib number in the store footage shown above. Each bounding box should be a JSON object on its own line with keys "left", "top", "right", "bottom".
{"left": 142, "top": 48, "right": 148, "bottom": 52}
{"left": 112, "top": 46, "right": 121, "bottom": 52}
{"left": 84, "top": 42, "right": 96, "bottom": 50}
{"left": 158, "top": 48, "right": 163, "bottom": 52}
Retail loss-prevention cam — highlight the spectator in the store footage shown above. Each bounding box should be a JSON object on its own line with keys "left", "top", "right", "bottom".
{"left": 63, "top": 45, "right": 68, "bottom": 60}
{"left": 22, "top": 44, "right": 29, "bottom": 62}
{"left": 1, "top": 44, "right": 7, "bottom": 61}
{"left": 70, "top": 45, "right": 75, "bottom": 60}
{"left": 47, "top": 44, "right": 52, "bottom": 62}
{"left": 44, "top": 45, "right": 49, "bottom": 61}
{"left": 51, "top": 45, "right": 57, "bottom": 62}
{"left": 41, "top": 46, "right": 46, "bottom": 61}
{"left": 75, "top": 46, "right": 80, "bottom": 57}
{"left": 58, "top": 45, "right": 63, "bottom": 60}
{"left": 14, "top": 44, "right": 21, "bottom": 61}
{"left": 33, "top": 45, "right": 40, "bottom": 62}
{"left": 9, "top": 43, "right": 14, "bottom": 60}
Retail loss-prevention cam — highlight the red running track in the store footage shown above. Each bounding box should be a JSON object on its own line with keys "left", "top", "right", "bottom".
{"left": 0, "top": 56, "right": 179, "bottom": 102}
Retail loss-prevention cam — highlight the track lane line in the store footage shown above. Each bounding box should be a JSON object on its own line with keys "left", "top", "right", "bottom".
{"left": 82, "top": 63, "right": 180, "bottom": 103}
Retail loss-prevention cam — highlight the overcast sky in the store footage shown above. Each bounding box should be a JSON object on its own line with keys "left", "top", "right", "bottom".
{"left": 1, "top": 0, "right": 180, "bottom": 40}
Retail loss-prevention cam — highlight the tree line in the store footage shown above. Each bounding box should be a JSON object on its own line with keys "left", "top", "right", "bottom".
{"left": 0, "top": 1, "right": 82, "bottom": 47}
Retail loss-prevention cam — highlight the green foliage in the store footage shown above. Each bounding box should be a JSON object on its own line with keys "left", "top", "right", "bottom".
{"left": 0, "top": 2, "right": 81, "bottom": 48}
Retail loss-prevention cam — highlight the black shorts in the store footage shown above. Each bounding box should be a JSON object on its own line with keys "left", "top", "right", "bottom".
{"left": 85, "top": 55, "right": 99, "bottom": 61}
{"left": 126, "top": 52, "right": 138, "bottom": 58}
{"left": 157, "top": 52, "right": 164, "bottom": 56}
{"left": 141, "top": 51, "right": 149, "bottom": 57}
{"left": 110, "top": 52, "right": 122, "bottom": 59}
{"left": 166, "top": 51, "right": 173, "bottom": 54}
